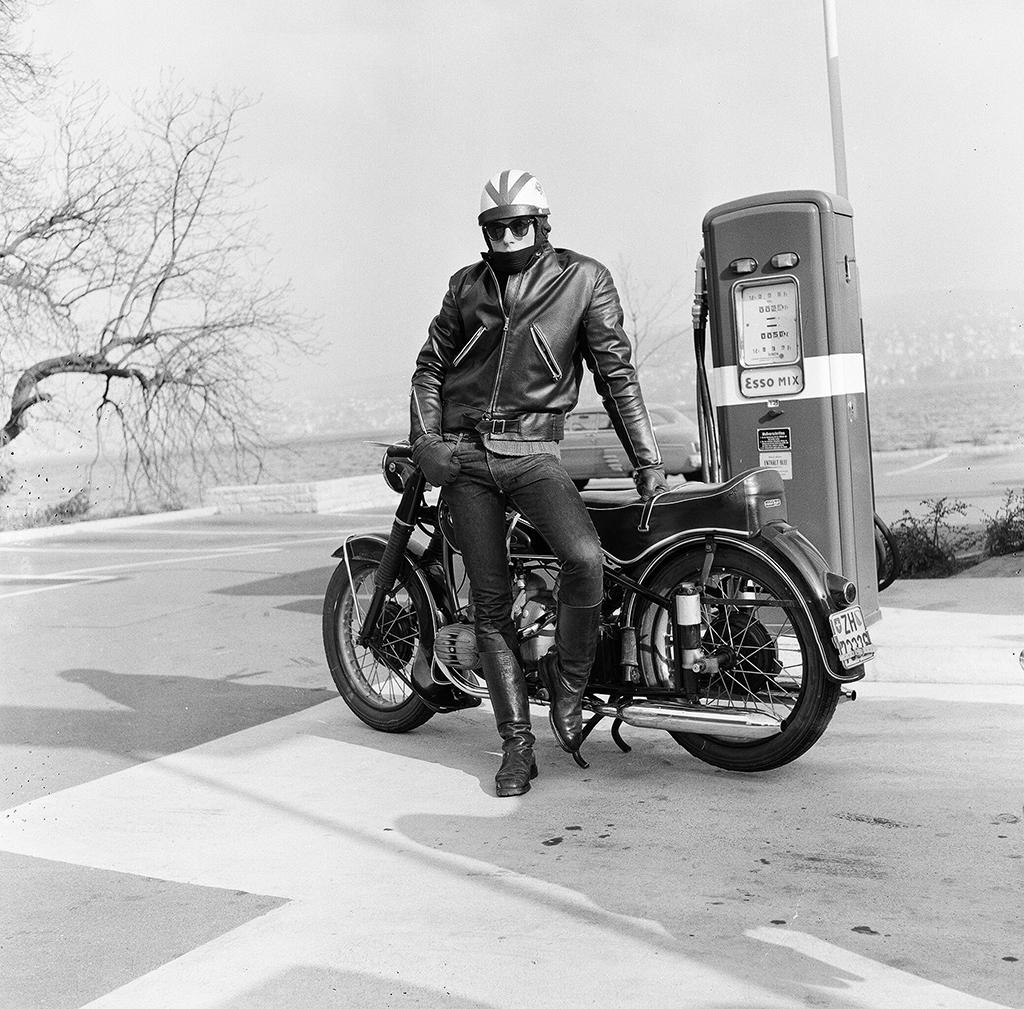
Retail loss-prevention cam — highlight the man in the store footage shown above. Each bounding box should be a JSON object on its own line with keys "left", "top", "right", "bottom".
{"left": 409, "top": 169, "right": 668, "bottom": 798}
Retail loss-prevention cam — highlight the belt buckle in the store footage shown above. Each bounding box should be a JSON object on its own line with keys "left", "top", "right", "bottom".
{"left": 491, "top": 418, "right": 506, "bottom": 435}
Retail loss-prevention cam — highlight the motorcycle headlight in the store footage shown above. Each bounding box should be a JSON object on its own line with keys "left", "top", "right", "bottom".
{"left": 382, "top": 448, "right": 415, "bottom": 494}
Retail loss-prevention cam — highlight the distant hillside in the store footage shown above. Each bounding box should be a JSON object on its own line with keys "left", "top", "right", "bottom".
{"left": 862, "top": 290, "right": 1024, "bottom": 387}
{"left": 267, "top": 290, "right": 1023, "bottom": 440}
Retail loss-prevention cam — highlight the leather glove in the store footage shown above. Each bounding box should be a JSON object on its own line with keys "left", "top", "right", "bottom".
{"left": 412, "top": 434, "right": 461, "bottom": 486}
{"left": 634, "top": 464, "right": 670, "bottom": 501}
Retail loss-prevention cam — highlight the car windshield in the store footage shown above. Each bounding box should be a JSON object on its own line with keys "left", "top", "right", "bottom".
{"left": 565, "top": 413, "right": 613, "bottom": 432}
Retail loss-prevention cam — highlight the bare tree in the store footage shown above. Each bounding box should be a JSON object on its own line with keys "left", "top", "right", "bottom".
{"left": 0, "top": 1, "right": 45, "bottom": 98}
{"left": 615, "top": 258, "right": 689, "bottom": 373}
{"left": 0, "top": 1, "right": 48, "bottom": 163}
{"left": 0, "top": 80, "right": 314, "bottom": 508}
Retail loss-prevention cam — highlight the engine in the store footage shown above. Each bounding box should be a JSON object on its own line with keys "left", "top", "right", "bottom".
{"left": 432, "top": 571, "right": 557, "bottom": 674}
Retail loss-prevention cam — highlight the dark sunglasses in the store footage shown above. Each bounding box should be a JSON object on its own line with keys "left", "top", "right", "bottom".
{"left": 483, "top": 218, "right": 534, "bottom": 241}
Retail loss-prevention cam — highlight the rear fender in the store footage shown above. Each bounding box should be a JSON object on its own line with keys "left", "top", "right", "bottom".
{"left": 758, "top": 524, "right": 867, "bottom": 682}
{"left": 622, "top": 527, "right": 864, "bottom": 683}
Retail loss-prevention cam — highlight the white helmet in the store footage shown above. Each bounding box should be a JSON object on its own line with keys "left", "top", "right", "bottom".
{"left": 478, "top": 169, "right": 550, "bottom": 224}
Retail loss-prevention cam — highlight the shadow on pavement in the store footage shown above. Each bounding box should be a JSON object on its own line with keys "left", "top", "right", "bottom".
{"left": 211, "top": 566, "right": 335, "bottom": 599}
{"left": 1, "top": 851, "right": 286, "bottom": 1009}
{"left": 211, "top": 565, "right": 334, "bottom": 615}
{"left": 1, "top": 668, "right": 335, "bottom": 806}
{"left": 309, "top": 699, "right": 1023, "bottom": 1008}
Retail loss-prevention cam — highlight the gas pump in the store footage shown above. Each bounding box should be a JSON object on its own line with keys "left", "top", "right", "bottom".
{"left": 694, "top": 190, "right": 880, "bottom": 625}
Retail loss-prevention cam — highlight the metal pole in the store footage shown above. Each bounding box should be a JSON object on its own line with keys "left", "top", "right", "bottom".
{"left": 822, "top": 0, "right": 849, "bottom": 198}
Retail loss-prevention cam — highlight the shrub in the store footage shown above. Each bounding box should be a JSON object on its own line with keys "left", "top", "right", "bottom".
{"left": 890, "top": 497, "right": 977, "bottom": 578}
{"left": 39, "top": 489, "right": 91, "bottom": 524}
{"left": 982, "top": 489, "right": 1024, "bottom": 557}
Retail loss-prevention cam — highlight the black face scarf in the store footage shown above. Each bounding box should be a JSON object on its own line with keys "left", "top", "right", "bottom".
{"left": 481, "top": 232, "right": 549, "bottom": 276}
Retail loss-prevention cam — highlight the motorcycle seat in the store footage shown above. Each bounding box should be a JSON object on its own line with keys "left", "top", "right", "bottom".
{"left": 581, "top": 468, "right": 788, "bottom": 564}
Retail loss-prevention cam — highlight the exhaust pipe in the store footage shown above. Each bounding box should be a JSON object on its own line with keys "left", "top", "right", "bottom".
{"left": 592, "top": 700, "right": 782, "bottom": 741}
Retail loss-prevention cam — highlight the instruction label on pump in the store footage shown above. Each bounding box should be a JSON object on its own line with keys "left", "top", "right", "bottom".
{"left": 759, "top": 451, "right": 793, "bottom": 480}
{"left": 757, "top": 428, "right": 792, "bottom": 452}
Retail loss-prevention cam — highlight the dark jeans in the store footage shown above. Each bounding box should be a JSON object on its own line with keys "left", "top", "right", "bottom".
{"left": 441, "top": 433, "right": 603, "bottom": 655}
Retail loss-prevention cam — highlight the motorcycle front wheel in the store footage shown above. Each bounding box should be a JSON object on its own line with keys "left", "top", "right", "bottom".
{"left": 322, "top": 552, "right": 435, "bottom": 733}
{"left": 635, "top": 545, "right": 841, "bottom": 771}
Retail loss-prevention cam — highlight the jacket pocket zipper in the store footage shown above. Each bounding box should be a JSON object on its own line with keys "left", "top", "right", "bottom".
{"left": 452, "top": 325, "right": 485, "bottom": 367}
{"left": 530, "top": 324, "right": 563, "bottom": 380}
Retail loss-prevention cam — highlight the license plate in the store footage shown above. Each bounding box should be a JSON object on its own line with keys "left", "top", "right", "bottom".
{"left": 828, "top": 605, "right": 875, "bottom": 669}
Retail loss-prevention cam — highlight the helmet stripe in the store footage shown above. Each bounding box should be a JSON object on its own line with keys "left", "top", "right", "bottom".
{"left": 505, "top": 171, "right": 532, "bottom": 204}
{"left": 484, "top": 180, "right": 502, "bottom": 206}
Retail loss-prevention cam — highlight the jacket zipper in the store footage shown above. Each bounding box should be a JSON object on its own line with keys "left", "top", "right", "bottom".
{"left": 530, "top": 323, "right": 562, "bottom": 380}
{"left": 452, "top": 324, "right": 485, "bottom": 367}
{"left": 485, "top": 264, "right": 523, "bottom": 418}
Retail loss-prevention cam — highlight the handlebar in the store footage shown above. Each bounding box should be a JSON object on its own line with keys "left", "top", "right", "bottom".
{"left": 385, "top": 442, "right": 414, "bottom": 461}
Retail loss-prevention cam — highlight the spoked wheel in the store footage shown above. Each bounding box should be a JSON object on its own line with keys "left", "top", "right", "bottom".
{"left": 635, "top": 545, "right": 841, "bottom": 771}
{"left": 322, "top": 552, "right": 435, "bottom": 732}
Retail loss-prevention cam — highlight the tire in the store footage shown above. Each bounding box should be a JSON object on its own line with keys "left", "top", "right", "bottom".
{"left": 322, "top": 553, "right": 435, "bottom": 733}
{"left": 634, "top": 545, "right": 841, "bottom": 771}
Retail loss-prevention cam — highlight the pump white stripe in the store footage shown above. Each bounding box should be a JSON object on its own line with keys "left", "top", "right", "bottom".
{"left": 711, "top": 353, "right": 867, "bottom": 406}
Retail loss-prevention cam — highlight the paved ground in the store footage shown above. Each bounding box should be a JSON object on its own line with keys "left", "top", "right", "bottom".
{"left": 1, "top": 510, "right": 1022, "bottom": 1008}
{"left": 872, "top": 443, "right": 1024, "bottom": 526}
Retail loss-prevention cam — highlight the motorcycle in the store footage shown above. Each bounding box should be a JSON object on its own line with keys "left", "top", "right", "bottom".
{"left": 322, "top": 444, "right": 874, "bottom": 773}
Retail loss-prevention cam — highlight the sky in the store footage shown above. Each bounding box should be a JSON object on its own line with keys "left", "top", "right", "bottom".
{"left": 22, "top": 0, "right": 1024, "bottom": 412}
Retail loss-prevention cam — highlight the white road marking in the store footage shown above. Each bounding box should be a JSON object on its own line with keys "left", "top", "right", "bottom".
{"left": 0, "top": 546, "right": 289, "bottom": 554}
{"left": 0, "top": 708, "right": 787, "bottom": 1009}
{"left": 0, "top": 528, "right": 383, "bottom": 557}
{"left": 0, "top": 532, "right": 380, "bottom": 599}
{"left": 91, "top": 525, "right": 390, "bottom": 536}
{"left": 863, "top": 682, "right": 1024, "bottom": 704}
{"left": 0, "top": 530, "right": 387, "bottom": 599}
{"left": 0, "top": 574, "right": 119, "bottom": 600}
{"left": 883, "top": 451, "right": 951, "bottom": 476}
{"left": 38, "top": 546, "right": 281, "bottom": 577}
{"left": 1, "top": 702, "right": 1012, "bottom": 1009}
{"left": 0, "top": 547, "right": 281, "bottom": 599}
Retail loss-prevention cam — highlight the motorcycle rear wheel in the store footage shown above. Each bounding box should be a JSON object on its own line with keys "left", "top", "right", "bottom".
{"left": 322, "top": 553, "right": 435, "bottom": 733}
{"left": 635, "top": 545, "right": 840, "bottom": 771}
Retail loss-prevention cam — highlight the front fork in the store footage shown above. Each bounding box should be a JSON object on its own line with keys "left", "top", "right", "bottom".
{"left": 355, "top": 469, "right": 427, "bottom": 646}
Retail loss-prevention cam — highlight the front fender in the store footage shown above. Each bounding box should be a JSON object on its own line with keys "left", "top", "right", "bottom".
{"left": 329, "top": 534, "right": 469, "bottom": 709}
{"left": 331, "top": 534, "right": 447, "bottom": 605}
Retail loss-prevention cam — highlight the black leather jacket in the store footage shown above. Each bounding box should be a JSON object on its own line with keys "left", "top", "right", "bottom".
{"left": 409, "top": 243, "right": 662, "bottom": 470}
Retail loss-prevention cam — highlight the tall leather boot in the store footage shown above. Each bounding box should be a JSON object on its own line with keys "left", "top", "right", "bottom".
{"left": 537, "top": 601, "right": 601, "bottom": 754}
{"left": 479, "top": 650, "right": 537, "bottom": 797}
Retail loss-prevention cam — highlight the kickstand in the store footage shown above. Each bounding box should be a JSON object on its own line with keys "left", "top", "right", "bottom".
{"left": 610, "top": 718, "right": 631, "bottom": 753}
{"left": 572, "top": 710, "right": 604, "bottom": 769}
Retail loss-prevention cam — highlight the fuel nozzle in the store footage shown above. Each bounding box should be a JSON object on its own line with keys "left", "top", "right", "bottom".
{"left": 691, "top": 251, "right": 708, "bottom": 331}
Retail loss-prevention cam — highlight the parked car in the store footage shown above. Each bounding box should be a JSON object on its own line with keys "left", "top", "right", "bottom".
{"left": 560, "top": 404, "right": 703, "bottom": 489}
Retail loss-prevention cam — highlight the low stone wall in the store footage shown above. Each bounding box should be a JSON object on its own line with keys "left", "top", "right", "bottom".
{"left": 210, "top": 474, "right": 396, "bottom": 514}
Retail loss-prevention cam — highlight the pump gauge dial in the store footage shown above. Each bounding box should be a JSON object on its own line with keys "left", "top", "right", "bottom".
{"left": 735, "top": 277, "right": 801, "bottom": 367}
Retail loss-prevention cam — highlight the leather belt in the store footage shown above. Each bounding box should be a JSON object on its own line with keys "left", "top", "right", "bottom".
{"left": 443, "top": 404, "right": 565, "bottom": 441}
